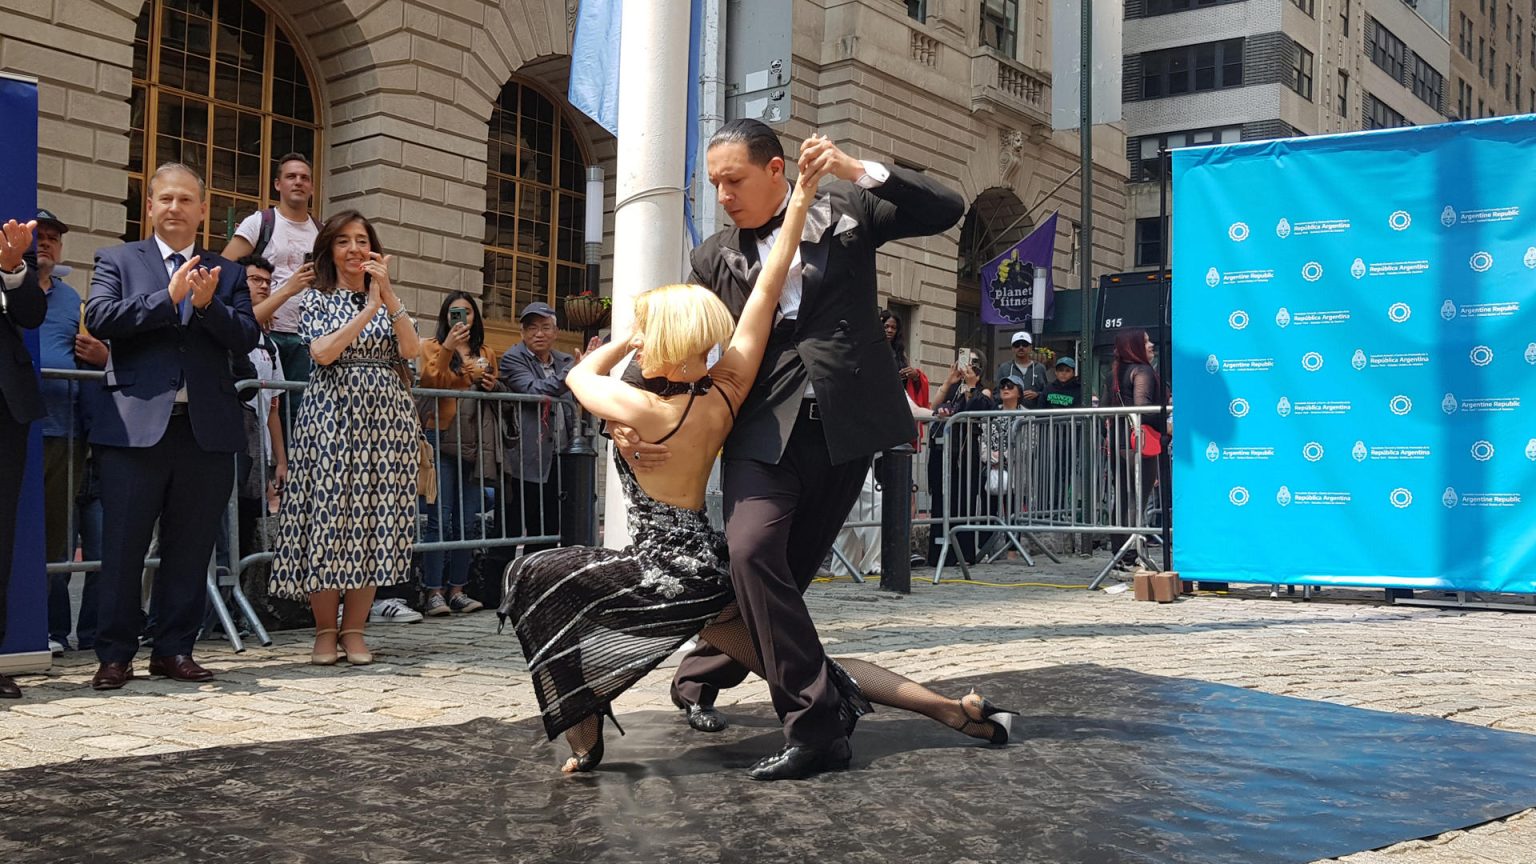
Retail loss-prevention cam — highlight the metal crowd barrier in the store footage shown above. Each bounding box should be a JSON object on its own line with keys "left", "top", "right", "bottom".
{"left": 931, "top": 405, "right": 1166, "bottom": 587}
{"left": 232, "top": 378, "right": 590, "bottom": 617}
{"left": 37, "top": 367, "right": 586, "bottom": 653}
{"left": 805, "top": 405, "right": 1169, "bottom": 590}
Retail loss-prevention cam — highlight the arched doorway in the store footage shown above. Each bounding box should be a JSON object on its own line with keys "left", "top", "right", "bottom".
{"left": 125, "top": 0, "right": 322, "bottom": 245}
{"left": 957, "top": 187, "right": 1032, "bottom": 357}
{"left": 480, "top": 76, "right": 592, "bottom": 325}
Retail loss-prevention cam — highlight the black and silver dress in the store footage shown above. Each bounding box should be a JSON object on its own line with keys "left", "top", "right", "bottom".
{"left": 500, "top": 380, "right": 733, "bottom": 740}
{"left": 500, "top": 378, "right": 871, "bottom": 741}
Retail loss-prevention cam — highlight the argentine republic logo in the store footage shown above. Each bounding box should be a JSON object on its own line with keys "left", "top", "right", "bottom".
{"left": 1205, "top": 267, "right": 1221, "bottom": 287}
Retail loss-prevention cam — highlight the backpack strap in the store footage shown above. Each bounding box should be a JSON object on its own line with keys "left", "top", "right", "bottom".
{"left": 254, "top": 206, "right": 276, "bottom": 256}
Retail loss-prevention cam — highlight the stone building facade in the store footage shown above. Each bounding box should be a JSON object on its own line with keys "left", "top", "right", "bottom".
{"left": 1122, "top": 0, "right": 1453, "bottom": 269}
{"left": 1, "top": 0, "right": 1128, "bottom": 372}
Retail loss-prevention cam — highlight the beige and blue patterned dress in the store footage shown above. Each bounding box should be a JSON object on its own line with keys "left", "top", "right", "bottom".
{"left": 268, "top": 290, "right": 417, "bottom": 599}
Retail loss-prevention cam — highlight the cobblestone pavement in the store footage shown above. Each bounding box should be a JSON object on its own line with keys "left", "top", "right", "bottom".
{"left": 4, "top": 554, "right": 1534, "bottom": 863}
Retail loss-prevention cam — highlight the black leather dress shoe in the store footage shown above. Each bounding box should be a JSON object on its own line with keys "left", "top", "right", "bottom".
{"left": 748, "top": 738, "right": 852, "bottom": 781}
{"left": 0, "top": 673, "right": 20, "bottom": 698}
{"left": 91, "top": 662, "right": 135, "bottom": 691}
{"left": 147, "top": 655, "right": 214, "bottom": 682}
{"left": 671, "top": 691, "right": 727, "bottom": 733}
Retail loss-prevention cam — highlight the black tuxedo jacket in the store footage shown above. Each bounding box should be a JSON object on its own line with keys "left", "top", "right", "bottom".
{"left": 690, "top": 165, "right": 964, "bottom": 465}
{"left": 0, "top": 264, "right": 46, "bottom": 424}
{"left": 85, "top": 239, "right": 260, "bottom": 452}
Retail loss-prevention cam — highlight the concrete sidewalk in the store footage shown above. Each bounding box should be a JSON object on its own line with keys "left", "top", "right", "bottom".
{"left": 4, "top": 554, "right": 1534, "bottom": 863}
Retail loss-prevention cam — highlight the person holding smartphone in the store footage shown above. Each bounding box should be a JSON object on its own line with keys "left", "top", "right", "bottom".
{"left": 415, "top": 291, "right": 500, "bottom": 616}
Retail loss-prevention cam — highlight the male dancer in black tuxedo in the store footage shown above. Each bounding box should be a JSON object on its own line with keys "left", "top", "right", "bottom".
{"left": 0, "top": 218, "right": 47, "bottom": 699}
{"left": 620, "top": 120, "right": 964, "bottom": 779}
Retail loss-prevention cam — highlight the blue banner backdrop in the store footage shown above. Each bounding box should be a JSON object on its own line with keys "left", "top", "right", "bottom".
{"left": 1, "top": 74, "right": 46, "bottom": 657}
{"left": 1172, "top": 116, "right": 1536, "bottom": 593}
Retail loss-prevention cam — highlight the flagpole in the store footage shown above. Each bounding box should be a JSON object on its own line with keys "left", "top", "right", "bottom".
{"left": 601, "top": 0, "right": 692, "bottom": 549}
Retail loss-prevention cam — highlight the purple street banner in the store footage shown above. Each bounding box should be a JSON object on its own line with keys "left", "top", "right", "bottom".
{"left": 981, "top": 211, "right": 1058, "bottom": 326}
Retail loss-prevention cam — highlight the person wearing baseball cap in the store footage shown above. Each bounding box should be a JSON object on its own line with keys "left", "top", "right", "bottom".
{"left": 498, "top": 299, "right": 577, "bottom": 559}
{"left": 993, "top": 330, "right": 1046, "bottom": 409}
{"left": 32, "top": 209, "right": 110, "bottom": 657}
{"left": 1044, "top": 356, "right": 1083, "bottom": 408}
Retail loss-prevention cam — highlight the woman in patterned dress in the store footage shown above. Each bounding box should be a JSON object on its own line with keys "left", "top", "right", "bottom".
{"left": 269, "top": 211, "right": 421, "bottom": 666}
{"left": 501, "top": 164, "right": 1017, "bottom": 774}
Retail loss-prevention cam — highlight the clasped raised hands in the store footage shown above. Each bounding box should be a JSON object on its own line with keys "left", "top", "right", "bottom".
{"left": 168, "top": 255, "right": 222, "bottom": 310}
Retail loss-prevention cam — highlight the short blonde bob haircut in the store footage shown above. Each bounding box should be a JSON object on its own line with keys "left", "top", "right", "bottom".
{"left": 634, "top": 283, "right": 736, "bottom": 370}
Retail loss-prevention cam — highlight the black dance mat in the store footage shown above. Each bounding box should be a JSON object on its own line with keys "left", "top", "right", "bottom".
{"left": 4, "top": 664, "right": 1536, "bottom": 863}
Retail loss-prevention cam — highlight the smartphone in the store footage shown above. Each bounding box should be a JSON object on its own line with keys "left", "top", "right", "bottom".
{"left": 302, "top": 252, "right": 313, "bottom": 265}
{"left": 448, "top": 306, "right": 469, "bottom": 328}
{"left": 955, "top": 348, "right": 968, "bottom": 369}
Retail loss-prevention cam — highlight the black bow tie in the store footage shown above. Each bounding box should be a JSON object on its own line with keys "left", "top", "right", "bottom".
{"left": 749, "top": 208, "right": 787, "bottom": 243}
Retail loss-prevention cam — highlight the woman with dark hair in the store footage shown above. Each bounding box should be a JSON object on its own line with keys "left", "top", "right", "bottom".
{"left": 1106, "top": 328, "right": 1167, "bottom": 568}
{"left": 269, "top": 210, "right": 422, "bottom": 665}
{"left": 880, "top": 308, "right": 928, "bottom": 407}
{"left": 416, "top": 290, "right": 499, "bottom": 616}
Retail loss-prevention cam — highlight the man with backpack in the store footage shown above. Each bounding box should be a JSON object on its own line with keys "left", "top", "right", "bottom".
{"left": 219, "top": 153, "right": 321, "bottom": 439}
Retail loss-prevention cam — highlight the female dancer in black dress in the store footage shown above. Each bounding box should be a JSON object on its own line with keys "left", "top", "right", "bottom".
{"left": 500, "top": 164, "right": 1016, "bottom": 773}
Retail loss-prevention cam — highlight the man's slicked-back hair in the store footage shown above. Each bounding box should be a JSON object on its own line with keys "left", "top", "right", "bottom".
{"left": 707, "top": 118, "right": 785, "bottom": 167}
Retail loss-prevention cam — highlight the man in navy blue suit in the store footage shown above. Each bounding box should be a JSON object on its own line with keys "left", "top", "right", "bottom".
{"left": 84, "top": 162, "right": 260, "bottom": 690}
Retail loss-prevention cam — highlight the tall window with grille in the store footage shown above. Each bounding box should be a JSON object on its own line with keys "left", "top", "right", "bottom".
{"left": 1369, "top": 21, "right": 1407, "bottom": 81}
{"left": 126, "top": 0, "right": 321, "bottom": 245}
{"left": 979, "top": 0, "right": 1019, "bottom": 59}
{"left": 908, "top": 0, "right": 927, "bottom": 22}
{"left": 1338, "top": 70, "right": 1349, "bottom": 116}
{"left": 1409, "top": 55, "right": 1444, "bottom": 111}
{"left": 481, "top": 79, "right": 589, "bottom": 324}
{"left": 1290, "top": 46, "right": 1315, "bottom": 100}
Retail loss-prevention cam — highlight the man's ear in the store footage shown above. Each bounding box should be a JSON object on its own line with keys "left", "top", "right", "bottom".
{"left": 766, "top": 155, "right": 785, "bottom": 178}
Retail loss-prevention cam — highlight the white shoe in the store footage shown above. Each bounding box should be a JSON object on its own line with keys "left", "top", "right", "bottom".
{"left": 369, "top": 598, "right": 424, "bottom": 624}
{"left": 48, "top": 639, "right": 66, "bottom": 657}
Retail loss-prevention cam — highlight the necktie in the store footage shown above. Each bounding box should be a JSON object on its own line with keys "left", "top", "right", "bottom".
{"left": 169, "top": 252, "right": 191, "bottom": 324}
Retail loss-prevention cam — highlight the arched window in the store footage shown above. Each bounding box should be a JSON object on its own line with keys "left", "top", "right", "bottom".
{"left": 126, "top": 0, "right": 321, "bottom": 245}
{"left": 482, "top": 79, "right": 589, "bottom": 322}
{"left": 956, "top": 188, "right": 1032, "bottom": 349}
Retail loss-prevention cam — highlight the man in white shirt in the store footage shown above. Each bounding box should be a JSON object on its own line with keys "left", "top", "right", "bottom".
{"left": 220, "top": 152, "right": 320, "bottom": 435}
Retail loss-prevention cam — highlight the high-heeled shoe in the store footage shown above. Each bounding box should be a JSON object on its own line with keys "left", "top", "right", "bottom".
{"left": 565, "top": 704, "right": 626, "bottom": 773}
{"left": 956, "top": 690, "right": 1019, "bottom": 745}
{"left": 338, "top": 629, "right": 373, "bottom": 666}
{"left": 310, "top": 628, "right": 339, "bottom": 666}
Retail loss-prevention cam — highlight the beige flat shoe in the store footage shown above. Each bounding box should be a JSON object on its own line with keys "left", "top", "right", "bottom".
{"left": 338, "top": 629, "right": 373, "bottom": 666}
{"left": 311, "top": 628, "right": 339, "bottom": 666}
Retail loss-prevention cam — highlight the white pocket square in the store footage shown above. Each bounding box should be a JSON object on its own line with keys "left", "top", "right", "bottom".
{"left": 834, "top": 214, "right": 859, "bottom": 234}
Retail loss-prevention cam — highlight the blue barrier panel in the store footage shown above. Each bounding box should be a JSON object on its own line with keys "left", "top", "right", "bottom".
{"left": 1, "top": 73, "right": 45, "bottom": 659}
{"left": 1172, "top": 116, "right": 1536, "bottom": 592}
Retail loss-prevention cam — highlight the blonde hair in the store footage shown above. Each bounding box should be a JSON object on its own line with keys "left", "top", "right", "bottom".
{"left": 634, "top": 283, "right": 736, "bottom": 369}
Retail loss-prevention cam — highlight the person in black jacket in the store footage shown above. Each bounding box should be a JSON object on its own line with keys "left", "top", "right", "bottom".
{"left": 0, "top": 217, "right": 47, "bottom": 698}
{"left": 619, "top": 121, "right": 965, "bottom": 780}
{"left": 1042, "top": 356, "right": 1083, "bottom": 408}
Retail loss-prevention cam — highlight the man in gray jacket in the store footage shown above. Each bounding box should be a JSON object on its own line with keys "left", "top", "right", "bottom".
{"left": 497, "top": 301, "right": 575, "bottom": 556}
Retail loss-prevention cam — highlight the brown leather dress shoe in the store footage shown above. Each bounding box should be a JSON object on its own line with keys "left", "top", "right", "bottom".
{"left": 0, "top": 672, "right": 20, "bottom": 698}
{"left": 91, "top": 662, "right": 135, "bottom": 691}
{"left": 147, "top": 655, "right": 214, "bottom": 682}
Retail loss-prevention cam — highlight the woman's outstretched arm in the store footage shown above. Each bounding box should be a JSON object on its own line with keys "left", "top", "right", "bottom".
{"left": 712, "top": 161, "right": 826, "bottom": 388}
